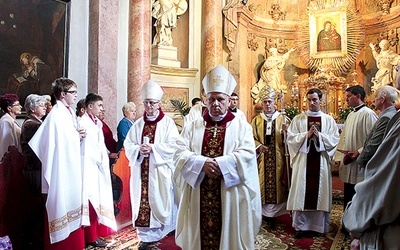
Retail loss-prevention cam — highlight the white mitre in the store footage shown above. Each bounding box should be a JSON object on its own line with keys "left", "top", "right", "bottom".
{"left": 202, "top": 65, "right": 237, "bottom": 96}
{"left": 141, "top": 80, "right": 164, "bottom": 101}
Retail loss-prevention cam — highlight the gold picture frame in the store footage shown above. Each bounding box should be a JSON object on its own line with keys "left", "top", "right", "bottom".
{"left": 296, "top": 1, "right": 364, "bottom": 74}
{"left": 0, "top": 0, "right": 70, "bottom": 108}
{"left": 309, "top": 7, "right": 347, "bottom": 59}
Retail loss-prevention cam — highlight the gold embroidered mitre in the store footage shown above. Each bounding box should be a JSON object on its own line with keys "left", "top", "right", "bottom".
{"left": 258, "top": 85, "right": 277, "bottom": 102}
{"left": 202, "top": 65, "right": 237, "bottom": 96}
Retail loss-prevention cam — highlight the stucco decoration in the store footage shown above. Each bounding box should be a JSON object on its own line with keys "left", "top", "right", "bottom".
{"left": 296, "top": 0, "right": 365, "bottom": 75}
{"left": 223, "top": 0, "right": 243, "bottom": 61}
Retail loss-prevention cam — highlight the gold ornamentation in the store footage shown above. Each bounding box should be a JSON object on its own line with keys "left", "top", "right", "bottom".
{"left": 378, "top": 0, "right": 394, "bottom": 15}
{"left": 247, "top": 32, "right": 259, "bottom": 51}
{"left": 268, "top": 4, "right": 285, "bottom": 22}
{"left": 296, "top": 0, "right": 365, "bottom": 74}
{"left": 212, "top": 75, "right": 224, "bottom": 86}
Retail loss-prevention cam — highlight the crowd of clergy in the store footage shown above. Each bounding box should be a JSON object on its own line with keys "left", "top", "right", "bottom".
{"left": 0, "top": 65, "right": 400, "bottom": 250}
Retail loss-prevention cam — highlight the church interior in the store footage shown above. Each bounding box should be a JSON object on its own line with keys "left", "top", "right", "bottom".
{"left": 1, "top": 0, "right": 400, "bottom": 249}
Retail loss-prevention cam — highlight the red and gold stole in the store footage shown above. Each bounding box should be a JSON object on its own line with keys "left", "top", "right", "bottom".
{"left": 200, "top": 110, "right": 235, "bottom": 249}
{"left": 304, "top": 116, "right": 322, "bottom": 210}
{"left": 135, "top": 110, "right": 165, "bottom": 227}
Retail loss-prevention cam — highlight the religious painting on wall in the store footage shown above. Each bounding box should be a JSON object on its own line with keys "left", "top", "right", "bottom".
{"left": 0, "top": 0, "right": 69, "bottom": 107}
{"left": 160, "top": 86, "right": 189, "bottom": 113}
{"left": 309, "top": 7, "right": 347, "bottom": 59}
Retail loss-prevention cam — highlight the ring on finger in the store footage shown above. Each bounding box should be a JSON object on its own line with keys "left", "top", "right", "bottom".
{"left": 211, "top": 169, "right": 215, "bottom": 173}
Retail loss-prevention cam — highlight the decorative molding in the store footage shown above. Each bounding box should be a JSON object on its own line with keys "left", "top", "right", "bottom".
{"left": 150, "top": 65, "right": 198, "bottom": 77}
{"left": 247, "top": 32, "right": 258, "bottom": 51}
{"left": 268, "top": 4, "right": 285, "bottom": 22}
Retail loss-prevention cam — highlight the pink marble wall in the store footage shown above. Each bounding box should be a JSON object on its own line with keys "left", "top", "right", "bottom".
{"left": 128, "top": 0, "right": 151, "bottom": 117}
{"left": 88, "top": 0, "right": 119, "bottom": 130}
{"left": 202, "top": 0, "right": 223, "bottom": 78}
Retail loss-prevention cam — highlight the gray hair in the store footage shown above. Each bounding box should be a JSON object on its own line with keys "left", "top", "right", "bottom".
{"left": 43, "top": 94, "right": 51, "bottom": 103}
{"left": 376, "top": 85, "right": 398, "bottom": 103}
{"left": 122, "top": 102, "right": 136, "bottom": 114}
{"left": 24, "top": 94, "right": 46, "bottom": 114}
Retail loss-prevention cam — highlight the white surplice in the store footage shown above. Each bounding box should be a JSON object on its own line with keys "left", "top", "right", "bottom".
{"left": 28, "top": 101, "right": 89, "bottom": 244}
{"left": 335, "top": 106, "right": 377, "bottom": 184}
{"left": 78, "top": 113, "right": 117, "bottom": 231}
{"left": 173, "top": 115, "right": 262, "bottom": 250}
{"left": 232, "top": 108, "right": 247, "bottom": 121}
{"left": 286, "top": 111, "right": 339, "bottom": 232}
{"left": 124, "top": 114, "right": 179, "bottom": 242}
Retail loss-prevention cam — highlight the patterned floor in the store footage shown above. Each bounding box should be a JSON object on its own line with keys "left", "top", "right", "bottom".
{"left": 86, "top": 189, "right": 346, "bottom": 250}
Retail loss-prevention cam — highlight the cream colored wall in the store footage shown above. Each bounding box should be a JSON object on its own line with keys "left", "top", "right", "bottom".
{"left": 65, "top": 0, "right": 400, "bottom": 126}
{"left": 68, "top": 1, "right": 89, "bottom": 104}
{"left": 68, "top": 0, "right": 130, "bottom": 126}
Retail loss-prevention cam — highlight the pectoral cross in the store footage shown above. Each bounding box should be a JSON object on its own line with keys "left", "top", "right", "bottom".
{"left": 211, "top": 124, "right": 221, "bottom": 138}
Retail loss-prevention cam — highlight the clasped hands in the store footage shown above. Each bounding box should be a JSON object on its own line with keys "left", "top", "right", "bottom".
{"left": 308, "top": 125, "right": 319, "bottom": 139}
{"left": 203, "top": 158, "right": 222, "bottom": 179}
{"left": 139, "top": 143, "right": 152, "bottom": 156}
{"left": 258, "top": 145, "right": 269, "bottom": 154}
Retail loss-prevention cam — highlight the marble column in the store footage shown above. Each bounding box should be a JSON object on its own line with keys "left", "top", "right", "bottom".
{"left": 202, "top": 0, "right": 223, "bottom": 78}
{"left": 128, "top": 0, "right": 151, "bottom": 115}
{"left": 88, "top": 0, "right": 119, "bottom": 129}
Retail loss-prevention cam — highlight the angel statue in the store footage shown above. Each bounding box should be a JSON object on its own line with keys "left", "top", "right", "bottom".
{"left": 251, "top": 47, "right": 296, "bottom": 104}
{"left": 370, "top": 39, "right": 400, "bottom": 91}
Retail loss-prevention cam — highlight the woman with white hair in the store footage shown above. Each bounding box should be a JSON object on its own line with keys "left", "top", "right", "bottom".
{"left": 116, "top": 102, "right": 136, "bottom": 152}
{"left": 20, "top": 94, "right": 47, "bottom": 194}
{"left": 20, "top": 94, "right": 47, "bottom": 249}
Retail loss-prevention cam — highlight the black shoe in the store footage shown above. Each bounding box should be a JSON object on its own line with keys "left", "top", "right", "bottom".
{"left": 341, "top": 226, "right": 350, "bottom": 236}
{"left": 167, "top": 230, "right": 175, "bottom": 236}
{"left": 304, "top": 231, "right": 321, "bottom": 238}
{"left": 89, "top": 238, "right": 108, "bottom": 247}
{"left": 138, "top": 241, "right": 152, "bottom": 250}
{"left": 269, "top": 217, "right": 276, "bottom": 229}
{"left": 294, "top": 230, "right": 304, "bottom": 239}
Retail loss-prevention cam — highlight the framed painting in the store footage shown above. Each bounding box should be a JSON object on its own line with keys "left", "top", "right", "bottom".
{"left": 309, "top": 7, "right": 347, "bottom": 59}
{"left": 160, "top": 86, "right": 189, "bottom": 112}
{"left": 0, "top": 0, "right": 70, "bottom": 107}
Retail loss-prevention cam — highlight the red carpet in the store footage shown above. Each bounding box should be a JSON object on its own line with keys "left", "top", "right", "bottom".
{"left": 157, "top": 235, "right": 181, "bottom": 249}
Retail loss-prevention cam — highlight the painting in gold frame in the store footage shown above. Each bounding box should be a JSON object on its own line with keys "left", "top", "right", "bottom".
{"left": 309, "top": 7, "right": 347, "bottom": 59}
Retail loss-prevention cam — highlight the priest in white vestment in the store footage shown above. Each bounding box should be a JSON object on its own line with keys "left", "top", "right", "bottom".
{"left": 228, "top": 92, "right": 247, "bottom": 121}
{"left": 334, "top": 85, "right": 377, "bottom": 210}
{"left": 287, "top": 88, "right": 339, "bottom": 238}
{"left": 29, "top": 78, "right": 89, "bottom": 249}
{"left": 124, "top": 80, "right": 179, "bottom": 249}
{"left": 78, "top": 93, "right": 117, "bottom": 247}
{"left": 173, "top": 65, "right": 262, "bottom": 250}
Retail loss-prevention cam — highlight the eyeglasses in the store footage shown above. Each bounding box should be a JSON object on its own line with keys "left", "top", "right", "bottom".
{"left": 230, "top": 98, "right": 239, "bottom": 101}
{"left": 143, "top": 101, "right": 159, "bottom": 106}
{"left": 64, "top": 90, "right": 77, "bottom": 94}
{"left": 10, "top": 102, "right": 21, "bottom": 107}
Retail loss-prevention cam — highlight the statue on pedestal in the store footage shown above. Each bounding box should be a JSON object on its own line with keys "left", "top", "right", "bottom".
{"left": 151, "top": 0, "right": 188, "bottom": 46}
